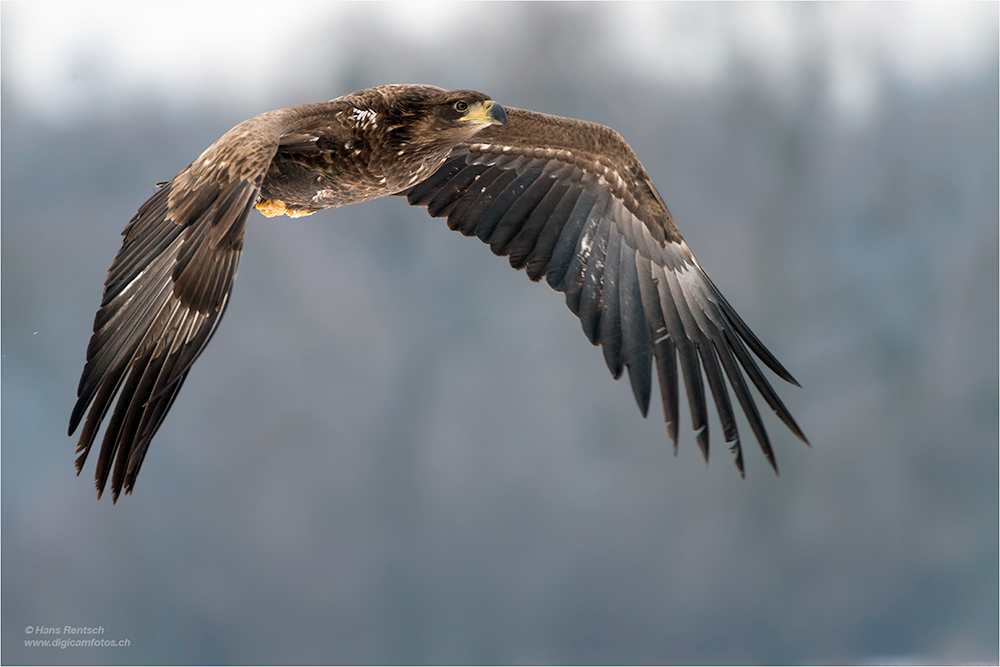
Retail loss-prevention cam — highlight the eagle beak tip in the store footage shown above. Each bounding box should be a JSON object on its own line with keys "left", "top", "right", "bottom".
{"left": 487, "top": 101, "right": 507, "bottom": 129}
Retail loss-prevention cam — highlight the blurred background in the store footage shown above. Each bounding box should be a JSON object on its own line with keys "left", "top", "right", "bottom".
{"left": 2, "top": 2, "right": 997, "bottom": 664}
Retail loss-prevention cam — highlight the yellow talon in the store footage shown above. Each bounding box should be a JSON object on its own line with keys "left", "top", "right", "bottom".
{"left": 256, "top": 199, "right": 316, "bottom": 218}
{"left": 256, "top": 199, "right": 287, "bottom": 217}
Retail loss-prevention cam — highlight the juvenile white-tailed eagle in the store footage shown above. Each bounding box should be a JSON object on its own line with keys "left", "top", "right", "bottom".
{"left": 69, "top": 84, "right": 808, "bottom": 501}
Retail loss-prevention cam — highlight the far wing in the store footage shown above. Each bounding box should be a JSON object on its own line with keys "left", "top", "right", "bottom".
{"left": 69, "top": 112, "right": 296, "bottom": 501}
{"left": 402, "top": 107, "right": 808, "bottom": 474}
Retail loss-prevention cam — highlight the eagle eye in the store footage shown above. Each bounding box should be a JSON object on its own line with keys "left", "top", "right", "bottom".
{"left": 453, "top": 101, "right": 469, "bottom": 113}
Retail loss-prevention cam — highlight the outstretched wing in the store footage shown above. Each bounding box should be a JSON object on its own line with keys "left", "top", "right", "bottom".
{"left": 402, "top": 107, "right": 808, "bottom": 474}
{"left": 69, "top": 113, "right": 291, "bottom": 501}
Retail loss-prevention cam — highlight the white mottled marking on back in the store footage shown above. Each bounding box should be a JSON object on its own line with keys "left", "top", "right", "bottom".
{"left": 349, "top": 108, "right": 378, "bottom": 127}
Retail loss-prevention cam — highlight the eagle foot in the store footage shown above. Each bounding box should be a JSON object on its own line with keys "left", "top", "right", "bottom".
{"left": 256, "top": 199, "right": 316, "bottom": 218}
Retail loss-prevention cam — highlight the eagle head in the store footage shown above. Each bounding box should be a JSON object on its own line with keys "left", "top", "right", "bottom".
{"left": 364, "top": 86, "right": 507, "bottom": 190}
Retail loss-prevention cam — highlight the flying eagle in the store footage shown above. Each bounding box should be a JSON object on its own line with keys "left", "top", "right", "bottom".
{"left": 69, "top": 84, "right": 808, "bottom": 501}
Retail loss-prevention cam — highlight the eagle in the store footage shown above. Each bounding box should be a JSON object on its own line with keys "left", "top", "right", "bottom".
{"left": 69, "top": 84, "right": 808, "bottom": 502}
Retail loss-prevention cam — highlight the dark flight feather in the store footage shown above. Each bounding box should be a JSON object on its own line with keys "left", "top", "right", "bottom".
{"left": 403, "top": 106, "right": 810, "bottom": 474}
{"left": 70, "top": 84, "right": 807, "bottom": 501}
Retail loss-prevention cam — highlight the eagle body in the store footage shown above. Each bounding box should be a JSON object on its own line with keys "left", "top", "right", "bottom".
{"left": 197, "top": 85, "right": 504, "bottom": 216}
{"left": 70, "top": 84, "right": 807, "bottom": 501}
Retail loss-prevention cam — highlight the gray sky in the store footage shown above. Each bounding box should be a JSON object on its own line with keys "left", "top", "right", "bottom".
{"left": 5, "top": 2, "right": 995, "bottom": 122}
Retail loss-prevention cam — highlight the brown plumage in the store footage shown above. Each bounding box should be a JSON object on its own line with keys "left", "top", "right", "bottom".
{"left": 70, "top": 84, "right": 808, "bottom": 502}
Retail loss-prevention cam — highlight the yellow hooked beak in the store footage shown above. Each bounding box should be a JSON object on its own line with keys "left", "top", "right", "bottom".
{"left": 459, "top": 100, "right": 507, "bottom": 128}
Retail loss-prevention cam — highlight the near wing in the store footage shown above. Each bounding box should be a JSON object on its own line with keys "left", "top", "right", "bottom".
{"left": 402, "top": 107, "right": 808, "bottom": 474}
{"left": 68, "top": 116, "right": 283, "bottom": 501}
